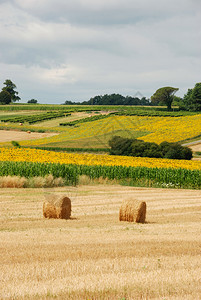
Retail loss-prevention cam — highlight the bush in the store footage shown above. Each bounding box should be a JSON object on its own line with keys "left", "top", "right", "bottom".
{"left": 109, "top": 136, "right": 192, "bottom": 160}
{"left": 11, "top": 141, "right": 21, "bottom": 148}
{"left": 109, "top": 136, "right": 133, "bottom": 156}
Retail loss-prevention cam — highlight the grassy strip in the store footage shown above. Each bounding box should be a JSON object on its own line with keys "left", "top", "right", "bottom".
{"left": 1, "top": 104, "right": 200, "bottom": 117}
{"left": 0, "top": 105, "right": 105, "bottom": 112}
{"left": 0, "top": 125, "right": 57, "bottom": 133}
{"left": 115, "top": 110, "right": 199, "bottom": 117}
{"left": 28, "top": 146, "right": 110, "bottom": 153}
{"left": 59, "top": 113, "right": 113, "bottom": 126}
{"left": 0, "top": 161, "right": 200, "bottom": 189}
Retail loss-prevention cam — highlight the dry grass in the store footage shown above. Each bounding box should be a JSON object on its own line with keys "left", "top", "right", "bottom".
{"left": 0, "top": 185, "right": 201, "bottom": 299}
{"left": 0, "top": 175, "right": 64, "bottom": 188}
{"left": 0, "top": 175, "right": 27, "bottom": 188}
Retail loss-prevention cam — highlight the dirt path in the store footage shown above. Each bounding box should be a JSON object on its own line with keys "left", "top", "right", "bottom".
{"left": 182, "top": 140, "right": 201, "bottom": 152}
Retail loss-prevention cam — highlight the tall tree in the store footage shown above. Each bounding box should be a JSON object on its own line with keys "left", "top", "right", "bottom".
{"left": 0, "top": 90, "right": 12, "bottom": 104}
{"left": 2, "top": 79, "right": 20, "bottom": 102}
{"left": 151, "top": 87, "right": 179, "bottom": 110}
{"left": 182, "top": 83, "right": 201, "bottom": 111}
{"left": 190, "top": 83, "right": 201, "bottom": 111}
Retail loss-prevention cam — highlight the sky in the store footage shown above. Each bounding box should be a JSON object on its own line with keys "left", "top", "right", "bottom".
{"left": 0, "top": 0, "right": 200, "bottom": 104}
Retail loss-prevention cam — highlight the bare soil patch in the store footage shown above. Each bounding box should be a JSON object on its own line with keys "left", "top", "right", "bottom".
{"left": 0, "top": 185, "right": 200, "bottom": 299}
{"left": 0, "top": 130, "right": 58, "bottom": 142}
{"left": 190, "top": 141, "right": 201, "bottom": 152}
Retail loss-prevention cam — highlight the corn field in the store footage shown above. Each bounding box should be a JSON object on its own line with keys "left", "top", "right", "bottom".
{"left": 0, "top": 161, "right": 200, "bottom": 189}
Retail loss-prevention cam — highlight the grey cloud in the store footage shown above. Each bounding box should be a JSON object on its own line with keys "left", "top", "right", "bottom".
{"left": 13, "top": 0, "right": 196, "bottom": 26}
{"left": 0, "top": 0, "right": 200, "bottom": 103}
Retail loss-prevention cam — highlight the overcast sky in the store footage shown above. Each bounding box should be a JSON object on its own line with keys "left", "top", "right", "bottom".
{"left": 0, "top": 0, "right": 200, "bottom": 104}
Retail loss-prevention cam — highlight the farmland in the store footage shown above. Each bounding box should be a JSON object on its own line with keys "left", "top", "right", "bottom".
{"left": 1, "top": 105, "right": 201, "bottom": 189}
{"left": 0, "top": 185, "right": 201, "bottom": 299}
{"left": 1, "top": 107, "right": 201, "bottom": 150}
{"left": 0, "top": 105, "right": 201, "bottom": 299}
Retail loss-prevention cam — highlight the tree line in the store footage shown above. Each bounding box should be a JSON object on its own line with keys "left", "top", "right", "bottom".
{"left": 64, "top": 94, "right": 150, "bottom": 106}
{"left": 1, "top": 79, "right": 201, "bottom": 112}
{"left": 64, "top": 82, "right": 201, "bottom": 111}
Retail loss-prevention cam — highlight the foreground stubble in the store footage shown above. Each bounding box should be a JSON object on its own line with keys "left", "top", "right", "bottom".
{"left": 0, "top": 185, "right": 201, "bottom": 299}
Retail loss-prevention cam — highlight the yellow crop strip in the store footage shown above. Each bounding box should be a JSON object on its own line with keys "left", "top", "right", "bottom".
{"left": 0, "top": 147, "right": 201, "bottom": 170}
{"left": 7, "top": 114, "right": 200, "bottom": 147}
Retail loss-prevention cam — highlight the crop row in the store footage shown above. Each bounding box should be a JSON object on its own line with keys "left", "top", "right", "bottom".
{"left": 115, "top": 110, "right": 194, "bottom": 117}
{"left": 0, "top": 161, "right": 200, "bottom": 189}
{"left": 59, "top": 113, "right": 113, "bottom": 126}
{"left": 30, "top": 146, "right": 109, "bottom": 153}
{"left": 0, "top": 111, "right": 71, "bottom": 124}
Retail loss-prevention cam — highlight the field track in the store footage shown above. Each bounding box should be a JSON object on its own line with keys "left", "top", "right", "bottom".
{"left": 0, "top": 185, "right": 201, "bottom": 299}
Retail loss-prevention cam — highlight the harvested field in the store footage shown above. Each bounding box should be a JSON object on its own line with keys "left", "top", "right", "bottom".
{"left": 0, "top": 130, "right": 58, "bottom": 142}
{"left": 0, "top": 185, "right": 201, "bottom": 299}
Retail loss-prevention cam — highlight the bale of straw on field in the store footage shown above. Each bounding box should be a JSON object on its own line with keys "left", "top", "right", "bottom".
{"left": 119, "top": 199, "right": 146, "bottom": 223}
{"left": 43, "top": 194, "right": 71, "bottom": 219}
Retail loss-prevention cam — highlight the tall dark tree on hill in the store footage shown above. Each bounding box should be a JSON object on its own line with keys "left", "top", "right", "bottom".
{"left": 151, "top": 87, "right": 179, "bottom": 110}
{"left": 0, "top": 90, "right": 12, "bottom": 104}
{"left": 2, "top": 79, "right": 20, "bottom": 102}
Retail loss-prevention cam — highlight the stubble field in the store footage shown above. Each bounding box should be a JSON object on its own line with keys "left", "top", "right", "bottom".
{"left": 0, "top": 185, "right": 201, "bottom": 299}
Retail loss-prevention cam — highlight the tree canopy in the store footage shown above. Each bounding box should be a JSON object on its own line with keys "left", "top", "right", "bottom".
{"left": 0, "top": 90, "right": 12, "bottom": 105}
{"left": 64, "top": 93, "right": 150, "bottom": 106}
{"left": 2, "top": 79, "right": 20, "bottom": 103}
{"left": 182, "top": 83, "right": 201, "bottom": 111}
{"left": 109, "top": 136, "right": 192, "bottom": 160}
{"left": 151, "top": 87, "right": 179, "bottom": 110}
{"left": 27, "top": 99, "right": 38, "bottom": 104}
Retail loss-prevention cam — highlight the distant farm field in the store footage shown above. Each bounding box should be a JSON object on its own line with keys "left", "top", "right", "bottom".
{"left": 0, "top": 106, "right": 201, "bottom": 149}
{"left": 1, "top": 105, "right": 201, "bottom": 189}
{"left": 0, "top": 185, "right": 201, "bottom": 299}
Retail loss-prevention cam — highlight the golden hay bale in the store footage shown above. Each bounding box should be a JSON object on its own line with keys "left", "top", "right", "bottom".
{"left": 119, "top": 199, "right": 146, "bottom": 223}
{"left": 43, "top": 194, "right": 71, "bottom": 219}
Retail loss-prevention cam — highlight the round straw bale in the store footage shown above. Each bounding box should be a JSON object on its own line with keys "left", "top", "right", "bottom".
{"left": 119, "top": 199, "right": 146, "bottom": 223}
{"left": 43, "top": 194, "right": 71, "bottom": 219}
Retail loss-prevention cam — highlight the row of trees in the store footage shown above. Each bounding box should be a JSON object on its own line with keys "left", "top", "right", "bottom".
{"left": 64, "top": 82, "right": 201, "bottom": 111}
{"left": 1, "top": 79, "right": 200, "bottom": 111}
{"left": 109, "top": 136, "right": 193, "bottom": 160}
{"left": 64, "top": 94, "right": 150, "bottom": 106}
{"left": 151, "top": 83, "right": 201, "bottom": 111}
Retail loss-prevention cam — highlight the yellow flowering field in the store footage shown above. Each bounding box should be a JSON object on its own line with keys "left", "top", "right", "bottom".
{"left": 0, "top": 147, "right": 201, "bottom": 171}
{"left": 7, "top": 114, "right": 200, "bottom": 147}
